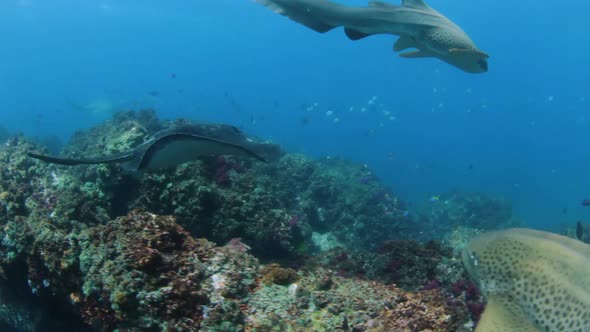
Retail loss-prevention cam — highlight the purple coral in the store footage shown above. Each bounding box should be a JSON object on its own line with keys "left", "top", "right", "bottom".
{"left": 422, "top": 279, "right": 440, "bottom": 291}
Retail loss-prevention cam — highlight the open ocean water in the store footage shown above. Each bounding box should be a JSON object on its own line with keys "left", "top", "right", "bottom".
{"left": 2, "top": 0, "right": 589, "bottom": 232}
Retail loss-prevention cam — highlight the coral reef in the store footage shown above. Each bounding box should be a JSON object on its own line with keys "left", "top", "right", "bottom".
{"left": 34, "top": 110, "right": 408, "bottom": 257}
{"left": 0, "top": 111, "right": 500, "bottom": 331}
{"left": 0, "top": 125, "right": 9, "bottom": 143}
{"left": 0, "top": 206, "right": 259, "bottom": 330}
{"left": 561, "top": 221, "right": 590, "bottom": 244}
{"left": 260, "top": 263, "right": 299, "bottom": 286}
{"left": 410, "top": 192, "right": 519, "bottom": 241}
{"left": 310, "top": 239, "right": 466, "bottom": 294}
{"left": 274, "top": 155, "right": 410, "bottom": 252}
{"left": 246, "top": 268, "right": 469, "bottom": 332}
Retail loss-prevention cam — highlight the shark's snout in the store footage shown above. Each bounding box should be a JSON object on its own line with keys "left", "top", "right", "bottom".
{"left": 448, "top": 50, "right": 489, "bottom": 74}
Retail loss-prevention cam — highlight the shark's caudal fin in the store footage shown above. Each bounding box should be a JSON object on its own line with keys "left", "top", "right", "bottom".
{"left": 255, "top": 0, "right": 338, "bottom": 33}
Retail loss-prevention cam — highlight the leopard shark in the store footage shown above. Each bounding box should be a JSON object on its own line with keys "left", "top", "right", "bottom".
{"left": 254, "top": 0, "right": 489, "bottom": 73}
{"left": 28, "top": 124, "right": 281, "bottom": 172}
{"left": 463, "top": 228, "right": 590, "bottom": 331}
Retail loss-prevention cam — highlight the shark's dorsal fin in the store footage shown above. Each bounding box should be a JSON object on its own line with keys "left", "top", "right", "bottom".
{"left": 401, "top": 0, "right": 430, "bottom": 10}
{"left": 368, "top": 1, "right": 397, "bottom": 9}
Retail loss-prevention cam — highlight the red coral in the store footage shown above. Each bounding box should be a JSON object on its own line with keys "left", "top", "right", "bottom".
{"left": 450, "top": 279, "right": 467, "bottom": 297}
{"left": 465, "top": 282, "right": 480, "bottom": 301}
{"left": 225, "top": 238, "right": 251, "bottom": 253}
{"left": 79, "top": 211, "right": 214, "bottom": 330}
{"left": 373, "top": 289, "right": 468, "bottom": 331}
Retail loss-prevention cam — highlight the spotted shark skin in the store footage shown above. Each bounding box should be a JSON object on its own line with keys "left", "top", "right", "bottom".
{"left": 463, "top": 228, "right": 590, "bottom": 332}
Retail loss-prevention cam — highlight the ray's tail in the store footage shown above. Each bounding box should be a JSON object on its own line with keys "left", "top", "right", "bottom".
{"left": 27, "top": 152, "right": 134, "bottom": 166}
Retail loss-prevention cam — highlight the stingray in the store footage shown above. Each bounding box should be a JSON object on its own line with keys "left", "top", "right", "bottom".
{"left": 28, "top": 124, "right": 279, "bottom": 172}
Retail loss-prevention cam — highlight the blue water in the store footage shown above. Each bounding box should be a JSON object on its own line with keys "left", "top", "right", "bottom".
{"left": 1, "top": 0, "right": 588, "bottom": 231}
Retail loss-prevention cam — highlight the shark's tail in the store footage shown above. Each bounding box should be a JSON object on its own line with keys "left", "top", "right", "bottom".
{"left": 255, "top": 0, "right": 341, "bottom": 33}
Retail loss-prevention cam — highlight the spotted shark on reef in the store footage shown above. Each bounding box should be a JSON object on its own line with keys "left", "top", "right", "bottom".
{"left": 254, "top": 0, "right": 489, "bottom": 73}
{"left": 28, "top": 124, "right": 281, "bottom": 172}
{"left": 463, "top": 228, "right": 590, "bottom": 332}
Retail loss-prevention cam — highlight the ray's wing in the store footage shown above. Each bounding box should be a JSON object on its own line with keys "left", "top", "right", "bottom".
{"left": 28, "top": 132, "right": 269, "bottom": 171}
{"left": 135, "top": 133, "right": 268, "bottom": 171}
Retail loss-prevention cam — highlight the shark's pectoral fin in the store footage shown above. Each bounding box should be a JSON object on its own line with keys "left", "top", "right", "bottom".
{"left": 449, "top": 48, "right": 490, "bottom": 59}
{"left": 476, "top": 295, "right": 541, "bottom": 332}
{"left": 306, "top": 21, "right": 337, "bottom": 34}
{"left": 393, "top": 35, "right": 417, "bottom": 51}
{"left": 344, "top": 27, "right": 373, "bottom": 40}
{"left": 399, "top": 49, "right": 435, "bottom": 58}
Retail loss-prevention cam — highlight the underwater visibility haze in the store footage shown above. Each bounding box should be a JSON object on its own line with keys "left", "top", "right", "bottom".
{"left": 0, "top": 0, "right": 589, "bottom": 331}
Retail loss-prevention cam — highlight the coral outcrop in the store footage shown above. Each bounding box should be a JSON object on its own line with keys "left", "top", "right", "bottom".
{"left": 409, "top": 192, "right": 519, "bottom": 241}
{"left": 0, "top": 111, "right": 494, "bottom": 331}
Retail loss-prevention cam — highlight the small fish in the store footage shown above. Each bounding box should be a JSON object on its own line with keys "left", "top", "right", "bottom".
{"left": 170, "top": 73, "right": 177, "bottom": 79}
{"left": 224, "top": 92, "right": 241, "bottom": 113}
{"left": 429, "top": 195, "right": 440, "bottom": 202}
{"left": 358, "top": 175, "right": 373, "bottom": 184}
{"left": 147, "top": 90, "right": 160, "bottom": 97}
{"left": 576, "top": 221, "right": 584, "bottom": 240}
{"left": 582, "top": 199, "right": 590, "bottom": 206}
{"left": 300, "top": 116, "right": 311, "bottom": 126}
